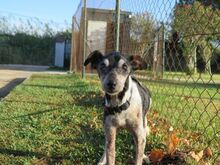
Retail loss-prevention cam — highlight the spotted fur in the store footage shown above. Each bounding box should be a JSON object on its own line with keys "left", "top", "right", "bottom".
{"left": 84, "top": 51, "right": 151, "bottom": 165}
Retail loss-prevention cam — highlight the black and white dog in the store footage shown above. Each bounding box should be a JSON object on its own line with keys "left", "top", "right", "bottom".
{"left": 84, "top": 50, "right": 151, "bottom": 165}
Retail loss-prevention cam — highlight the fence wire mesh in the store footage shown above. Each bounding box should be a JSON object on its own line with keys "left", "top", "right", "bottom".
{"left": 72, "top": 0, "right": 220, "bottom": 163}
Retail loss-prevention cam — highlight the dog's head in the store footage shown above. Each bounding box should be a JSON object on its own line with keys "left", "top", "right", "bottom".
{"left": 84, "top": 50, "right": 146, "bottom": 95}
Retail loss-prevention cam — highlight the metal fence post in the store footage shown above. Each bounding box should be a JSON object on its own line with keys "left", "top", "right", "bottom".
{"left": 161, "top": 22, "right": 165, "bottom": 78}
{"left": 70, "top": 17, "right": 75, "bottom": 73}
{"left": 82, "top": 0, "right": 87, "bottom": 79}
{"left": 115, "top": 0, "right": 120, "bottom": 52}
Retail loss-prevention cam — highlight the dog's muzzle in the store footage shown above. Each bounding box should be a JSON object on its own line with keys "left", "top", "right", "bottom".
{"left": 106, "top": 80, "right": 117, "bottom": 92}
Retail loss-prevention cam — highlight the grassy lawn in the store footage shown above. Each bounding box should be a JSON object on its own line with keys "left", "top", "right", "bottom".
{"left": 0, "top": 74, "right": 104, "bottom": 164}
{"left": 142, "top": 79, "right": 220, "bottom": 152}
{"left": 0, "top": 73, "right": 219, "bottom": 164}
{"left": 136, "top": 70, "right": 220, "bottom": 84}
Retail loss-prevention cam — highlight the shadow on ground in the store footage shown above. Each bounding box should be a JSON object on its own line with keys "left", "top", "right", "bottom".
{"left": 0, "top": 78, "right": 26, "bottom": 98}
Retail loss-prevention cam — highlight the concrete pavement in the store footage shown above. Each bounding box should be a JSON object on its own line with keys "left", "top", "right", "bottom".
{"left": 0, "top": 64, "right": 66, "bottom": 98}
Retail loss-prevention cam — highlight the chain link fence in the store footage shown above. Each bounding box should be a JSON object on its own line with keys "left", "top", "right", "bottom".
{"left": 72, "top": 0, "right": 220, "bottom": 163}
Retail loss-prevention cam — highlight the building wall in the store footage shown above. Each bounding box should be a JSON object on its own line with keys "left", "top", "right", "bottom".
{"left": 71, "top": 8, "right": 131, "bottom": 72}
{"left": 87, "top": 20, "right": 107, "bottom": 54}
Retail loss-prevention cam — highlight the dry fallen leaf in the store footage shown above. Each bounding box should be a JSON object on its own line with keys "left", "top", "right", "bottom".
{"left": 216, "top": 158, "right": 220, "bottom": 165}
{"left": 203, "top": 147, "right": 212, "bottom": 160}
{"left": 152, "top": 111, "right": 159, "bottom": 117}
{"left": 167, "top": 133, "right": 180, "bottom": 155}
{"left": 149, "top": 149, "right": 165, "bottom": 163}
{"left": 190, "top": 132, "right": 201, "bottom": 140}
{"left": 199, "top": 160, "right": 211, "bottom": 165}
{"left": 189, "top": 147, "right": 212, "bottom": 164}
{"left": 181, "top": 138, "right": 190, "bottom": 146}
{"left": 189, "top": 150, "right": 204, "bottom": 162}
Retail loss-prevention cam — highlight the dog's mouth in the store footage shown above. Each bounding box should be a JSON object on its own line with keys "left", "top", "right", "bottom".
{"left": 104, "top": 86, "right": 121, "bottom": 95}
{"left": 105, "top": 87, "right": 118, "bottom": 95}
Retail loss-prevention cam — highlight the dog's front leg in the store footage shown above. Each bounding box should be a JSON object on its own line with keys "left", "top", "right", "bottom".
{"left": 105, "top": 125, "right": 117, "bottom": 165}
{"left": 133, "top": 128, "right": 146, "bottom": 165}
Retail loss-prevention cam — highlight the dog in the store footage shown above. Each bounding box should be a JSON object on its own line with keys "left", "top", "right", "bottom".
{"left": 84, "top": 50, "right": 151, "bottom": 165}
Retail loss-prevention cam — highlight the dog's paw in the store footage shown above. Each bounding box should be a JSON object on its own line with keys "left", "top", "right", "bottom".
{"left": 97, "top": 158, "right": 106, "bottom": 165}
{"left": 97, "top": 163, "right": 106, "bottom": 165}
{"left": 143, "top": 154, "right": 151, "bottom": 164}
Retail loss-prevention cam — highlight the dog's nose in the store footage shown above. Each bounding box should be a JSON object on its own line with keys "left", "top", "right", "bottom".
{"left": 107, "top": 80, "right": 116, "bottom": 89}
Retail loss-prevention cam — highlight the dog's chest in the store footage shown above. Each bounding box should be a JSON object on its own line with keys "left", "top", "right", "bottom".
{"left": 105, "top": 92, "right": 143, "bottom": 128}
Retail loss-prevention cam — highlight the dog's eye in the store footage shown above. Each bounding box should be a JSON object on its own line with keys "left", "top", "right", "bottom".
{"left": 122, "top": 64, "right": 128, "bottom": 71}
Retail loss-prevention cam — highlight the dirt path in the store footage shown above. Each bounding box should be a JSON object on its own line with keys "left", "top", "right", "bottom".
{"left": 0, "top": 64, "right": 66, "bottom": 98}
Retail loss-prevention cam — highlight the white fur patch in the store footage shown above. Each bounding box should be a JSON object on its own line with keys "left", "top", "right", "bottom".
{"left": 103, "top": 59, "right": 109, "bottom": 66}
{"left": 118, "top": 59, "right": 125, "bottom": 67}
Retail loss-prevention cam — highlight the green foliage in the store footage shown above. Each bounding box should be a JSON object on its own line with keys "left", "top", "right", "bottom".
{"left": 180, "top": 0, "right": 220, "bottom": 7}
{"left": 173, "top": 1, "right": 220, "bottom": 38}
{"left": 0, "top": 16, "right": 71, "bottom": 65}
{"left": 130, "top": 13, "right": 155, "bottom": 42}
{"left": 56, "top": 30, "right": 72, "bottom": 40}
{"left": 214, "top": 47, "right": 220, "bottom": 56}
{"left": 172, "top": 1, "right": 220, "bottom": 74}
{"left": 130, "top": 12, "right": 156, "bottom": 54}
{"left": 0, "top": 33, "right": 54, "bottom": 65}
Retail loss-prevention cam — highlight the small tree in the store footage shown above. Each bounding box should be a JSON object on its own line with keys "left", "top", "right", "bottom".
{"left": 130, "top": 12, "right": 156, "bottom": 55}
{"left": 172, "top": 1, "right": 220, "bottom": 74}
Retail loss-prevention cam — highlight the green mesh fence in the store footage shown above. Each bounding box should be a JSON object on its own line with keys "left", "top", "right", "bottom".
{"left": 72, "top": 0, "right": 220, "bottom": 163}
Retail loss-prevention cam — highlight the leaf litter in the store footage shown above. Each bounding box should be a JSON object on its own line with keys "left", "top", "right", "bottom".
{"left": 147, "top": 125, "right": 213, "bottom": 164}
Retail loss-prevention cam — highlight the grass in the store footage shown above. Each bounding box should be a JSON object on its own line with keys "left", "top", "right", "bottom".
{"left": 0, "top": 73, "right": 219, "bottom": 164}
{"left": 136, "top": 70, "right": 220, "bottom": 84}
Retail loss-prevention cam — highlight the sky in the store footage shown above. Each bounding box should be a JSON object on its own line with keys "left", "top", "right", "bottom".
{"left": 0, "top": 0, "right": 176, "bottom": 25}
{"left": 0, "top": 0, "right": 176, "bottom": 33}
{"left": 0, "top": 0, "right": 81, "bottom": 25}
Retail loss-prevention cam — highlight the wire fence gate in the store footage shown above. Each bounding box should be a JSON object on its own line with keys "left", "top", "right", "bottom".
{"left": 71, "top": 0, "right": 220, "bottom": 163}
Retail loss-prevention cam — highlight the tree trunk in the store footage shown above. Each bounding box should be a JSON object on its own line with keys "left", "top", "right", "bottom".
{"left": 185, "top": 46, "right": 197, "bottom": 75}
{"left": 183, "top": 38, "right": 197, "bottom": 75}
{"left": 203, "top": 43, "right": 212, "bottom": 74}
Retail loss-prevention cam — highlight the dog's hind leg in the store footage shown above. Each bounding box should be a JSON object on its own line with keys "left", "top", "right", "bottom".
{"left": 143, "top": 125, "right": 150, "bottom": 164}
{"left": 143, "top": 154, "right": 150, "bottom": 164}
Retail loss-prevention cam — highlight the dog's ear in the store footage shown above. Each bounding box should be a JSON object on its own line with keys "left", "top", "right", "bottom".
{"left": 84, "top": 50, "right": 104, "bottom": 69}
{"left": 128, "top": 55, "right": 147, "bottom": 71}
